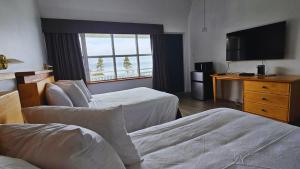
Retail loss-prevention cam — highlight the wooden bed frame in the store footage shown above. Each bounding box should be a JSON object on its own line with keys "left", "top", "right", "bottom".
{"left": 0, "top": 72, "right": 24, "bottom": 124}
{"left": 15, "top": 70, "right": 54, "bottom": 108}
{"left": 0, "top": 91, "right": 24, "bottom": 124}
{"left": 0, "top": 70, "right": 55, "bottom": 124}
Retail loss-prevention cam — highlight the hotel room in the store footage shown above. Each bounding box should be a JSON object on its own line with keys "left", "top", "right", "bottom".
{"left": 1, "top": 0, "right": 300, "bottom": 168}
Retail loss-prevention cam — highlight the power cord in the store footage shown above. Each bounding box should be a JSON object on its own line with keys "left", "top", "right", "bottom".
{"left": 226, "top": 61, "right": 231, "bottom": 74}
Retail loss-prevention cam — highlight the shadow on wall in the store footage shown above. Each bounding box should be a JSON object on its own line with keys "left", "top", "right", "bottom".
{"left": 218, "top": 80, "right": 243, "bottom": 103}
{"left": 285, "top": 19, "right": 300, "bottom": 60}
{"left": 213, "top": 62, "right": 228, "bottom": 73}
{"left": 274, "top": 67, "right": 291, "bottom": 75}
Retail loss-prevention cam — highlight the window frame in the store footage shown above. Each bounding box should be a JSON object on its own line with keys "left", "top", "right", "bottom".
{"left": 80, "top": 33, "right": 153, "bottom": 83}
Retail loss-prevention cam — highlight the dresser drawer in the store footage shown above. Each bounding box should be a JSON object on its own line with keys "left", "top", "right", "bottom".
{"left": 244, "top": 81, "right": 290, "bottom": 95}
{"left": 244, "top": 91, "right": 289, "bottom": 108}
{"left": 244, "top": 102, "right": 288, "bottom": 122}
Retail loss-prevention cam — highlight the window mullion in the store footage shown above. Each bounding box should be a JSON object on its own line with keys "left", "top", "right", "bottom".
{"left": 80, "top": 33, "right": 91, "bottom": 81}
{"left": 111, "top": 34, "right": 118, "bottom": 79}
{"left": 135, "top": 34, "right": 141, "bottom": 77}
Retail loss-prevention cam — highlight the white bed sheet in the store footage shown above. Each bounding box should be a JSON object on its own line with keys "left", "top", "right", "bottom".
{"left": 89, "top": 87, "right": 179, "bottom": 132}
{"left": 129, "top": 108, "right": 300, "bottom": 169}
{"left": 0, "top": 156, "right": 40, "bottom": 169}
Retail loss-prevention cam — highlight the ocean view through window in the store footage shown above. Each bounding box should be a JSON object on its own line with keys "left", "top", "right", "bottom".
{"left": 79, "top": 33, "right": 153, "bottom": 82}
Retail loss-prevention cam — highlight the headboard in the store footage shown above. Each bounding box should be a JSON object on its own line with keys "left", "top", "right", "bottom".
{"left": 0, "top": 91, "right": 24, "bottom": 124}
{"left": 16, "top": 70, "right": 54, "bottom": 108}
{"left": 0, "top": 72, "right": 24, "bottom": 124}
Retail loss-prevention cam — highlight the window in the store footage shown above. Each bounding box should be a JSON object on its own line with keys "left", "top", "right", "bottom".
{"left": 79, "top": 33, "right": 152, "bottom": 82}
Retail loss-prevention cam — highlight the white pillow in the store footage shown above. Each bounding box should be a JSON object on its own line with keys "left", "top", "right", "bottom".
{"left": 45, "top": 83, "right": 73, "bottom": 107}
{"left": 0, "top": 155, "right": 40, "bottom": 169}
{"left": 22, "top": 106, "right": 142, "bottom": 166}
{"left": 75, "top": 80, "right": 92, "bottom": 100}
{"left": 58, "top": 80, "right": 92, "bottom": 101}
{"left": 56, "top": 82, "right": 89, "bottom": 107}
{"left": 0, "top": 123, "right": 126, "bottom": 169}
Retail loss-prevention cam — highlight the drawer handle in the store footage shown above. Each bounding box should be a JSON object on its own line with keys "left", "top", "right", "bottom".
{"left": 261, "top": 109, "right": 267, "bottom": 112}
{"left": 261, "top": 97, "right": 267, "bottom": 101}
{"left": 262, "top": 86, "right": 268, "bottom": 89}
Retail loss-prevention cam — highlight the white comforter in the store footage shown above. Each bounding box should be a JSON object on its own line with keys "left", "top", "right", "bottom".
{"left": 129, "top": 108, "right": 300, "bottom": 169}
{"left": 89, "top": 87, "right": 179, "bottom": 132}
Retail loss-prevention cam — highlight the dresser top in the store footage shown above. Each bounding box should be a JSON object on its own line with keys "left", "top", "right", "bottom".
{"left": 212, "top": 74, "right": 300, "bottom": 83}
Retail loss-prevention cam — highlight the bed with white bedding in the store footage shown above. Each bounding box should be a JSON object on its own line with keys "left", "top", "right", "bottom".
{"left": 89, "top": 87, "right": 179, "bottom": 132}
{"left": 129, "top": 108, "right": 300, "bottom": 169}
{"left": 46, "top": 80, "right": 179, "bottom": 132}
{"left": 3, "top": 105, "right": 300, "bottom": 168}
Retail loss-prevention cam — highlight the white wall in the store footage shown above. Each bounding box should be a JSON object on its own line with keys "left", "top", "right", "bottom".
{"left": 0, "top": 0, "right": 46, "bottom": 91}
{"left": 38, "top": 0, "right": 193, "bottom": 93}
{"left": 37, "top": 0, "right": 192, "bottom": 33}
{"left": 188, "top": 0, "right": 300, "bottom": 102}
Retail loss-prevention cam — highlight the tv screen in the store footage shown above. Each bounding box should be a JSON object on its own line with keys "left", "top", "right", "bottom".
{"left": 226, "top": 21, "right": 286, "bottom": 61}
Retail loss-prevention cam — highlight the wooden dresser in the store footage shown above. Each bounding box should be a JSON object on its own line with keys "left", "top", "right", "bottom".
{"left": 212, "top": 74, "right": 300, "bottom": 123}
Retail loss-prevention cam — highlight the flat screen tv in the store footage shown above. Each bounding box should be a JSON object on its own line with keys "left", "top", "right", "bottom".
{"left": 226, "top": 21, "right": 286, "bottom": 61}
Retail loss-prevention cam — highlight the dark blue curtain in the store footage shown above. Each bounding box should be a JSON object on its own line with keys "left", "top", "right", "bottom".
{"left": 151, "top": 34, "right": 168, "bottom": 92}
{"left": 44, "top": 33, "right": 86, "bottom": 81}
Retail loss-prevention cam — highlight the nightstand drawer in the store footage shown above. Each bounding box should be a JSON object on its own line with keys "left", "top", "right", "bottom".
{"left": 244, "top": 102, "right": 288, "bottom": 122}
{"left": 244, "top": 81, "right": 290, "bottom": 95}
{"left": 244, "top": 91, "right": 289, "bottom": 108}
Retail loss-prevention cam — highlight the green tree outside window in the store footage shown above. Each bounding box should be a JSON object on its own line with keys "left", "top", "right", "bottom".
{"left": 123, "top": 56, "right": 132, "bottom": 75}
{"left": 96, "top": 58, "right": 104, "bottom": 76}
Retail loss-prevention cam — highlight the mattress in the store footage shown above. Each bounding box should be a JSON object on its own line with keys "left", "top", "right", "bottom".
{"left": 129, "top": 108, "right": 300, "bottom": 169}
{"left": 89, "top": 87, "right": 179, "bottom": 132}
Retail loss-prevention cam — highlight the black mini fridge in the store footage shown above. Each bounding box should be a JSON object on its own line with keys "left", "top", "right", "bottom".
{"left": 191, "top": 62, "right": 213, "bottom": 100}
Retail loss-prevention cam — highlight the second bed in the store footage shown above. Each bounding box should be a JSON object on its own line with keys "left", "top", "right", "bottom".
{"left": 89, "top": 87, "right": 179, "bottom": 132}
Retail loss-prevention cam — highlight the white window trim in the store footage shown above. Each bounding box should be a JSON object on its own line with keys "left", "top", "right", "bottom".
{"left": 79, "top": 33, "right": 152, "bottom": 82}
{"left": 79, "top": 33, "right": 90, "bottom": 82}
